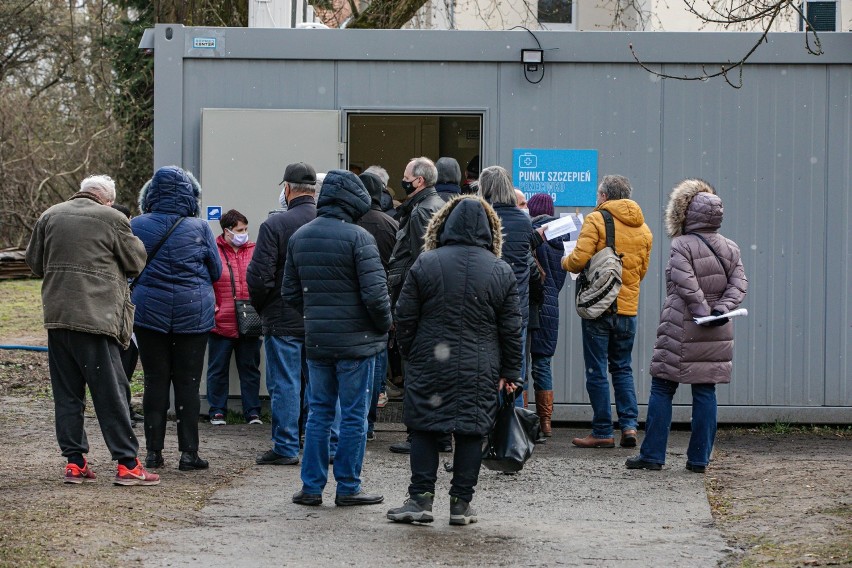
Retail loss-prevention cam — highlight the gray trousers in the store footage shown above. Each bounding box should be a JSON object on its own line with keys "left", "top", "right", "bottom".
{"left": 47, "top": 329, "right": 138, "bottom": 462}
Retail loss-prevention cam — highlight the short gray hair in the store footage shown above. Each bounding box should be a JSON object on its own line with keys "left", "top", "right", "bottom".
{"left": 80, "top": 175, "right": 116, "bottom": 202}
{"left": 363, "top": 165, "right": 389, "bottom": 186}
{"left": 409, "top": 157, "right": 437, "bottom": 187}
{"left": 477, "top": 165, "right": 516, "bottom": 206}
{"left": 599, "top": 175, "right": 632, "bottom": 201}
{"left": 436, "top": 157, "right": 461, "bottom": 185}
{"left": 288, "top": 181, "right": 316, "bottom": 194}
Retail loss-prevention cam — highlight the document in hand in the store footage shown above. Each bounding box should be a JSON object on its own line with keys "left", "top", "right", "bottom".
{"left": 543, "top": 215, "right": 577, "bottom": 241}
{"left": 693, "top": 308, "right": 748, "bottom": 325}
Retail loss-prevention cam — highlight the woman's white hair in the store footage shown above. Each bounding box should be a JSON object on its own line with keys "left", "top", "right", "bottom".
{"left": 477, "top": 165, "right": 516, "bottom": 206}
{"left": 80, "top": 175, "right": 116, "bottom": 202}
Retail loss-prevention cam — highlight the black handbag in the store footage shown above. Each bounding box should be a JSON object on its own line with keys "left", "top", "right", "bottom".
{"left": 225, "top": 255, "right": 262, "bottom": 337}
{"left": 481, "top": 390, "right": 540, "bottom": 473}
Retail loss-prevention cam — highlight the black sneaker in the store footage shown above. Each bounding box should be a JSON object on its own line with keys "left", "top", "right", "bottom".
{"left": 625, "top": 455, "right": 662, "bottom": 471}
{"left": 685, "top": 463, "right": 706, "bottom": 474}
{"left": 178, "top": 451, "right": 209, "bottom": 471}
{"left": 256, "top": 449, "right": 299, "bottom": 465}
{"left": 389, "top": 440, "right": 411, "bottom": 454}
{"left": 449, "top": 497, "right": 478, "bottom": 526}
{"left": 387, "top": 493, "right": 434, "bottom": 523}
{"left": 366, "top": 430, "right": 376, "bottom": 442}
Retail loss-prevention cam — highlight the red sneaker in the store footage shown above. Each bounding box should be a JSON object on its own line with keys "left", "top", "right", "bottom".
{"left": 113, "top": 458, "right": 161, "bottom": 486}
{"left": 64, "top": 460, "right": 97, "bottom": 484}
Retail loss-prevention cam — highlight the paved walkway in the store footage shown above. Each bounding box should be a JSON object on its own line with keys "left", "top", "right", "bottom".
{"left": 132, "top": 427, "right": 729, "bottom": 567}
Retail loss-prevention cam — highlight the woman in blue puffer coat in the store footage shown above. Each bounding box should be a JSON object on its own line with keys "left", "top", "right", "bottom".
{"left": 131, "top": 165, "right": 221, "bottom": 472}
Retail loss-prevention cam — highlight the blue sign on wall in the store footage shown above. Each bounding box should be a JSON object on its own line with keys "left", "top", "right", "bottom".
{"left": 207, "top": 206, "right": 222, "bottom": 220}
{"left": 512, "top": 149, "right": 598, "bottom": 206}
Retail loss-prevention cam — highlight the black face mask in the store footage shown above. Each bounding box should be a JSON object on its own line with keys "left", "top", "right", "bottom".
{"left": 400, "top": 178, "right": 417, "bottom": 195}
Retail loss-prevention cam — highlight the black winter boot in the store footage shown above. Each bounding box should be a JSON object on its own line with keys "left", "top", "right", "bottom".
{"left": 145, "top": 450, "right": 163, "bottom": 469}
{"left": 178, "top": 451, "right": 209, "bottom": 471}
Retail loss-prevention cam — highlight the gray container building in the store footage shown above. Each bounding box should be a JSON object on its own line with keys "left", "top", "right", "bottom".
{"left": 145, "top": 24, "right": 852, "bottom": 423}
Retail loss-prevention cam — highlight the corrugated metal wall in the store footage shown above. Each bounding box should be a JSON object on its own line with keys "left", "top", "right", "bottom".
{"left": 151, "top": 26, "right": 852, "bottom": 422}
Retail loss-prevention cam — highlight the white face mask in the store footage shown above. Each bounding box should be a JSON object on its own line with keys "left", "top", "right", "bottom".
{"left": 227, "top": 229, "right": 249, "bottom": 247}
{"left": 279, "top": 186, "right": 288, "bottom": 208}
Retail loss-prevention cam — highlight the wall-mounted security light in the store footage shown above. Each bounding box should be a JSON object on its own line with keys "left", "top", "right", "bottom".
{"left": 521, "top": 49, "right": 543, "bottom": 72}
{"left": 138, "top": 28, "right": 155, "bottom": 55}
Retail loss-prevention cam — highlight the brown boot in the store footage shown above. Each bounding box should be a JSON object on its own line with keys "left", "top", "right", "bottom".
{"left": 535, "top": 390, "right": 554, "bottom": 437}
{"left": 571, "top": 434, "right": 615, "bottom": 448}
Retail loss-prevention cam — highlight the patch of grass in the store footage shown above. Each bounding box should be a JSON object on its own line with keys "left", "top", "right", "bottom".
{"left": 0, "top": 279, "right": 44, "bottom": 341}
{"left": 722, "top": 423, "right": 852, "bottom": 438}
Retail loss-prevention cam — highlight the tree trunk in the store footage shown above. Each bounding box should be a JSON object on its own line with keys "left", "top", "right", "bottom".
{"left": 347, "top": 0, "right": 428, "bottom": 29}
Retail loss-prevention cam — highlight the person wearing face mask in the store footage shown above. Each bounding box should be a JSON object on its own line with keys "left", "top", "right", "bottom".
{"left": 206, "top": 209, "right": 263, "bottom": 426}
{"left": 386, "top": 157, "right": 446, "bottom": 455}
{"left": 247, "top": 162, "right": 318, "bottom": 466}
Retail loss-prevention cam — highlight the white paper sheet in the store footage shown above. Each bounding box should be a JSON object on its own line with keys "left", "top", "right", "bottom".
{"left": 543, "top": 215, "right": 577, "bottom": 240}
{"left": 693, "top": 308, "right": 748, "bottom": 325}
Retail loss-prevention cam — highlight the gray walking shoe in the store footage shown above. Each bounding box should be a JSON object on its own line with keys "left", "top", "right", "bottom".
{"left": 449, "top": 496, "right": 478, "bottom": 526}
{"left": 386, "top": 493, "right": 434, "bottom": 523}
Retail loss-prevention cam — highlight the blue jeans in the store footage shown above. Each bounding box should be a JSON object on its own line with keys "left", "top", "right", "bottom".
{"left": 206, "top": 333, "right": 262, "bottom": 420}
{"left": 639, "top": 378, "right": 718, "bottom": 467}
{"left": 265, "top": 335, "right": 306, "bottom": 459}
{"left": 367, "top": 348, "right": 388, "bottom": 433}
{"left": 515, "top": 326, "right": 528, "bottom": 408}
{"left": 531, "top": 355, "right": 553, "bottom": 392}
{"left": 301, "top": 355, "right": 375, "bottom": 496}
{"left": 304, "top": 372, "right": 341, "bottom": 457}
{"left": 581, "top": 314, "right": 638, "bottom": 438}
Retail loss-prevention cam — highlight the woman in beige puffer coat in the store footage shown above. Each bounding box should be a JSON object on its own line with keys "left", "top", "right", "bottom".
{"left": 626, "top": 179, "right": 747, "bottom": 474}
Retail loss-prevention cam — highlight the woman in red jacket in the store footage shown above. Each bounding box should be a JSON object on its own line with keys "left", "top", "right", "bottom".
{"left": 207, "top": 209, "right": 263, "bottom": 425}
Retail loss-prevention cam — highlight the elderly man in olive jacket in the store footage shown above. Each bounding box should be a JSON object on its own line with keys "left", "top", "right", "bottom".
{"left": 26, "top": 175, "right": 159, "bottom": 486}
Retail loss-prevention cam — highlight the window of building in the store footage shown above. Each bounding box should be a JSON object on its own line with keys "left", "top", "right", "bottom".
{"left": 538, "top": 0, "right": 575, "bottom": 30}
{"left": 800, "top": 1, "right": 837, "bottom": 31}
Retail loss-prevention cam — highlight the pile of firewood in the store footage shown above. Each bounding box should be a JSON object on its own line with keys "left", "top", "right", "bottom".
{"left": 0, "top": 248, "right": 35, "bottom": 280}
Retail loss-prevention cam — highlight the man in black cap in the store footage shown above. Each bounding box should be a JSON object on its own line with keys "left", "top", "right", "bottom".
{"left": 247, "top": 162, "right": 318, "bottom": 466}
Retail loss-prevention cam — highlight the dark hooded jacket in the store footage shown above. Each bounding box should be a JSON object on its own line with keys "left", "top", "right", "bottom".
{"left": 387, "top": 186, "right": 445, "bottom": 308}
{"left": 130, "top": 166, "right": 221, "bottom": 334}
{"left": 490, "top": 202, "right": 534, "bottom": 327}
{"left": 530, "top": 214, "right": 569, "bottom": 356}
{"left": 282, "top": 170, "right": 392, "bottom": 359}
{"left": 435, "top": 182, "right": 462, "bottom": 202}
{"left": 395, "top": 196, "right": 523, "bottom": 436}
{"left": 649, "top": 184, "right": 748, "bottom": 384}
{"left": 246, "top": 193, "right": 316, "bottom": 336}
{"left": 357, "top": 172, "right": 399, "bottom": 271}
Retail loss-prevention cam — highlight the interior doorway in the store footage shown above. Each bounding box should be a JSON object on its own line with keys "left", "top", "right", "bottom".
{"left": 347, "top": 113, "right": 482, "bottom": 200}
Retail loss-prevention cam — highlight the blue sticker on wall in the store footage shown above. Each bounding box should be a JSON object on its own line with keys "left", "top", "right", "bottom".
{"left": 512, "top": 149, "right": 598, "bottom": 207}
{"left": 207, "top": 206, "right": 222, "bottom": 220}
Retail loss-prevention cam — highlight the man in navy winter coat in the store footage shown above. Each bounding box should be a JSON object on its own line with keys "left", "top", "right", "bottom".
{"left": 247, "top": 162, "right": 318, "bottom": 465}
{"left": 284, "top": 170, "right": 392, "bottom": 507}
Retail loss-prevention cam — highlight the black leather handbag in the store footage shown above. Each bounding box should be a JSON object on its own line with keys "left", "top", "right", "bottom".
{"left": 481, "top": 390, "right": 540, "bottom": 473}
{"left": 225, "top": 256, "right": 262, "bottom": 338}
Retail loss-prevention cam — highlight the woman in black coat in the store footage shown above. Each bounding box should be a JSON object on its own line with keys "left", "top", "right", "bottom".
{"left": 386, "top": 196, "right": 523, "bottom": 526}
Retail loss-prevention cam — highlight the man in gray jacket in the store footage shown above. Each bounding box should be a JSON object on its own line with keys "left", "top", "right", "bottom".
{"left": 26, "top": 175, "right": 159, "bottom": 486}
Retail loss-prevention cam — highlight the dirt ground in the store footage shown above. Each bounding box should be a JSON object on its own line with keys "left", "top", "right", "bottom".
{"left": 0, "top": 345, "right": 849, "bottom": 567}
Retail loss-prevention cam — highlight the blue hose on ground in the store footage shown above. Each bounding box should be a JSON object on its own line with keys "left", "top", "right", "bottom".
{"left": 0, "top": 345, "right": 48, "bottom": 352}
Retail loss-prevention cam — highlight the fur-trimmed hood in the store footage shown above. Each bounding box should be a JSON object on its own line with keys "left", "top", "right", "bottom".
{"left": 665, "top": 178, "right": 721, "bottom": 237}
{"left": 138, "top": 165, "right": 202, "bottom": 217}
{"left": 423, "top": 195, "right": 503, "bottom": 257}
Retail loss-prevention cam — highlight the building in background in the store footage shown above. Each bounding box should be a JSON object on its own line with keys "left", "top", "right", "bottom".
{"left": 248, "top": 0, "right": 848, "bottom": 32}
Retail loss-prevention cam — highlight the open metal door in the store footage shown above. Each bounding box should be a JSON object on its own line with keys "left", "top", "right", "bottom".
{"left": 201, "top": 108, "right": 342, "bottom": 231}
{"left": 199, "top": 108, "right": 341, "bottom": 407}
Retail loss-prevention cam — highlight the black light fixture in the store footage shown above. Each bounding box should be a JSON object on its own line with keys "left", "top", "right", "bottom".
{"left": 521, "top": 48, "right": 544, "bottom": 72}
